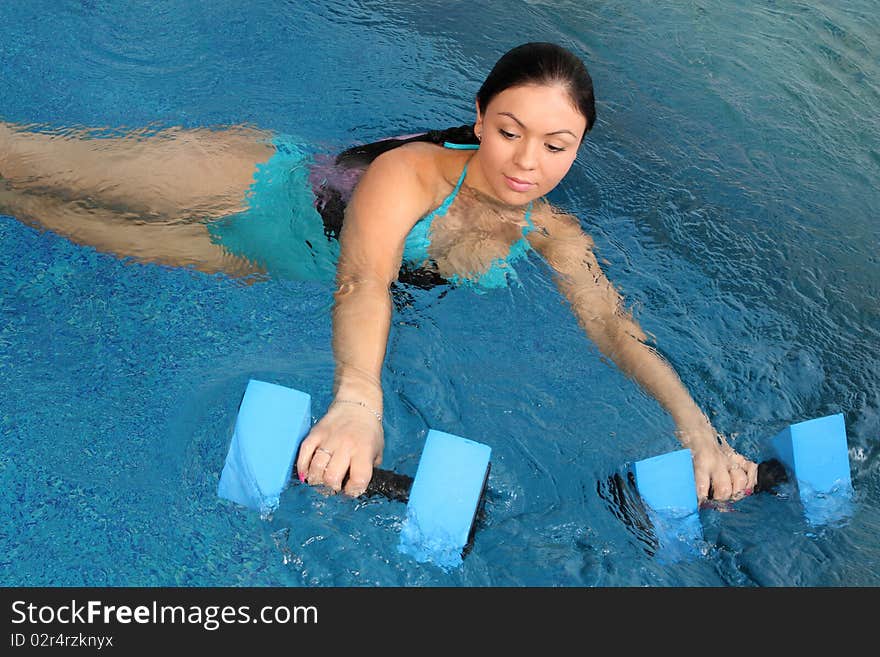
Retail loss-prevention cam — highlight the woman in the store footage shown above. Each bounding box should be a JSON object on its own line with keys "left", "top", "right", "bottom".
{"left": 0, "top": 43, "right": 757, "bottom": 503}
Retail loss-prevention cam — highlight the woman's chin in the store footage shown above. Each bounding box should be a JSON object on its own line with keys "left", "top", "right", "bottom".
{"left": 492, "top": 184, "right": 539, "bottom": 207}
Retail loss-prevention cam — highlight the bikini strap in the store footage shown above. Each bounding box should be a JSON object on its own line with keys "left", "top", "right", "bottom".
{"left": 522, "top": 201, "right": 535, "bottom": 236}
{"left": 429, "top": 161, "right": 470, "bottom": 218}
{"left": 442, "top": 141, "right": 480, "bottom": 150}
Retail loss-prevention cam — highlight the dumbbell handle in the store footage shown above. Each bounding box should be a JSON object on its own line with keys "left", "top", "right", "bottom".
{"left": 292, "top": 466, "right": 414, "bottom": 503}
{"left": 754, "top": 458, "right": 789, "bottom": 494}
{"left": 293, "top": 459, "right": 786, "bottom": 505}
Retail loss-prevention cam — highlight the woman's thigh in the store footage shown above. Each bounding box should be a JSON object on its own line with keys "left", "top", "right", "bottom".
{"left": 1, "top": 122, "right": 276, "bottom": 218}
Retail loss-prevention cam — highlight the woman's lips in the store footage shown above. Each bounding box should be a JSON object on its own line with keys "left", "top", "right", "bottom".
{"left": 504, "top": 175, "right": 535, "bottom": 193}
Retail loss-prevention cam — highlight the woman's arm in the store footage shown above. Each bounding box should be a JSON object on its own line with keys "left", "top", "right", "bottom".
{"left": 295, "top": 146, "right": 435, "bottom": 496}
{"left": 530, "top": 206, "right": 757, "bottom": 502}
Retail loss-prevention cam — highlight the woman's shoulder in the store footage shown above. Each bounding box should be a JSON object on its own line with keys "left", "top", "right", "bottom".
{"left": 346, "top": 141, "right": 456, "bottom": 225}
{"left": 370, "top": 140, "right": 440, "bottom": 172}
{"left": 364, "top": 141, "right": 465, "bottom": 201}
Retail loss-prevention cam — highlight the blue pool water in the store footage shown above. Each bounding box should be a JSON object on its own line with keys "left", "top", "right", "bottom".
{"left": 1, "top": 0, "right": 878, "bottom": 586}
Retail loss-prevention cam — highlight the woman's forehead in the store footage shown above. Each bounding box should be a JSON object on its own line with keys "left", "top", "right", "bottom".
{"left": 487, "top": 84, "right": 586, "bottom": 134}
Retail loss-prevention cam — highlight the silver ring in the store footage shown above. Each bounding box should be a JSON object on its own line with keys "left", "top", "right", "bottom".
{"left": 316, "top": 447, "right": 333, "bottom": 458}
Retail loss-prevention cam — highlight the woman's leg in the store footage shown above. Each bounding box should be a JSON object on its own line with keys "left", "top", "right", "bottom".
{"left": 1, "top": 121, "right": 275, "bottom": 275}
{"left": 0, "top": 180, "right": 262, "bottom": 277}
{"left": 1, "top": 122, "right": 275, "bottom": 217}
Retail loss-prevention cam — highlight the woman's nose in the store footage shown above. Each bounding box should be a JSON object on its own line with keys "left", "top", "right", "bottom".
{"left": 513, "top": 139, "right": 539, "bottom": 170}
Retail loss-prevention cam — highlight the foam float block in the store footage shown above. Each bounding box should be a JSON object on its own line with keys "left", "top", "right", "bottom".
{"left": 770, "top": 413, "right": 851, "bottom": 495}
{"left": 626, "top": 448, "right": 703, "bottom": 562}
{"left": 218, "top": 379, "right": 311, "bottom": 513}
{"left": 628, "top": 448, "right": 699, "bottom": 517}
{"left": 399, "top": 429, "right": 491, "bottom": 569}
{"left": 770, "top": 412, "right": 853, "bottom": 526}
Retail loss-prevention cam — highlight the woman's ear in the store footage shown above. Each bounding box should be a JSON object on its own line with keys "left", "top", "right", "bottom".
{"left": 474, "top": 98, "right": 484, "bottom": 141}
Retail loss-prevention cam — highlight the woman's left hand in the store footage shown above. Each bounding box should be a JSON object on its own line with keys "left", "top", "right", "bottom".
{"left": 681, "top": 426, "right": 758, "bottom": 503}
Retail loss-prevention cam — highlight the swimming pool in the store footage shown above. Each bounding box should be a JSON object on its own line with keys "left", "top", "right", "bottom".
{"left": 1, "top": 0, "right": 878, "bottom": 586}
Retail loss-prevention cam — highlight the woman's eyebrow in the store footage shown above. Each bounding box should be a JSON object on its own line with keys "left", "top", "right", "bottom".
{"left": 497, "top": 111, "right": 578, "bottom": 138}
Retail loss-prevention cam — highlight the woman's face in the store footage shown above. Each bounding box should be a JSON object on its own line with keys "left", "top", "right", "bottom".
{"left": 472, "top": 83, "right": 587, "bottom": 206}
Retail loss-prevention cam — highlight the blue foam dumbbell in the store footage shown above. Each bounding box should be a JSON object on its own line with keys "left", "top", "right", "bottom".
{"left": 602, "top": 413, "right": 854, "bottom": 558}
{"left": 217, "top": 379, "right": 491, "bottom": 567}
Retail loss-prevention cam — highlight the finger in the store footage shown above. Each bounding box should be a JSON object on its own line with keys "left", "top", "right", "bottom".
{"left": 322, "top": 453, "right": 349, "bottom": 493}
{"left": 694, "top": 470, "right": 710, "bottom": 504}
{"left": 728, "top": 465, "right": 750, "bottom": 499}
{"left": 731, "top": 460, "right": 758, "bottom": 498}
{"left": 296, "top": 445, "right": 313, "bottom": 483}
{"left": 307, "top": 446, "right": 334, "bottom": 486}
{"left": 744, "top": 460, "right": 758, "bottom": 491}
{"left": 296, "top": 432, "right": 323, "bottom": 482}
{"left": 730, "top": 453, "right": 752, "bottom": 473}
{"left": 711, "top": 469, "right": 733, "bottom": 501}
{"left": 344, "top": 458, "right": 374, "bottom": 498}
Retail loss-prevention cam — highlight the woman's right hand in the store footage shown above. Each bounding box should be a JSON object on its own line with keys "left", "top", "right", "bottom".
{"left": 296, "top": 399, "right": 384, "bottom": 498}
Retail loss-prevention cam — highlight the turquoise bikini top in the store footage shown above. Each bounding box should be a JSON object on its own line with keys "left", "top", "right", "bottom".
{"left": 401, "top": 142, "right": 535, "bottom": 292}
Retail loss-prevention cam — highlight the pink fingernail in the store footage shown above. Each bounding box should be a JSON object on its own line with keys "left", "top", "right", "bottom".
{"left": 298, "top": 469, "right": 306, "bottom": 483}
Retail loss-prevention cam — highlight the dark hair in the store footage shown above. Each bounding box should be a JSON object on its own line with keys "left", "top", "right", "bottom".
{"left": 477, "top": 42, "right": 596, "bottom": 135}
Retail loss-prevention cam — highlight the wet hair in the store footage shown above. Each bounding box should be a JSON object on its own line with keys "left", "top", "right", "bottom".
{"left": 477, "top": 42, "right": 596, "bottom": 135}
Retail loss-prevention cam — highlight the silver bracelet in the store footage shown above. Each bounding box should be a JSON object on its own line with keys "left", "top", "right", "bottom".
{"left": 330, "top": 398, "right": 383, "bottom": 423}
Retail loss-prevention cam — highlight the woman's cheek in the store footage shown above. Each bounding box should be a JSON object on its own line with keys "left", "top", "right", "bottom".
{"left": 541, "top": 169, "right": 565, "bottom": 195}
{"left": 549, "top": 159, "right": 576, "bottom": 189}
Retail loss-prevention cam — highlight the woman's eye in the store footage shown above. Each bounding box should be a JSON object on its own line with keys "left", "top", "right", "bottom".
{"left": 499, "top": 129, "right": 517, "bottom": 139}
{"left": 546, "top": 144, "right": 565, "bottom": 153}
